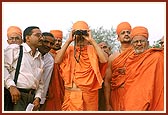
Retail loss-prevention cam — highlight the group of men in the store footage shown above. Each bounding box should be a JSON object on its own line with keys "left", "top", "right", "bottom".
{"left": 4, "top": 20, "right": 164, "bottom": 111}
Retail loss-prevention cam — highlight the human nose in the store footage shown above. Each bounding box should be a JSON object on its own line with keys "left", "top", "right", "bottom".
{"left": 136, "top": 40, "right": 143, "bottom": 45}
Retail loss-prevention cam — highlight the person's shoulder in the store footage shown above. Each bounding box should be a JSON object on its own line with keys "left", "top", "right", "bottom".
{"left": 46, "top": 53, "right": 54, "bottom": 59}
{"left": 109, "top": 51, "right": 120, "bottom": 62}
{"left": 4, "top": 44, "right": 20, "bottom": 52}
{"left": 145, "top": 48, "right": 164, "bottom": 60}
{"left": 6, "top": 44, "right": 19, "bottom": 49}
{"left": 43, "top": 53, "right": 54, "bottom": 65}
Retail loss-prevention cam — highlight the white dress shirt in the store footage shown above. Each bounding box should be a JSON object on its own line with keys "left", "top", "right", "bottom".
{"left": 40, "top": 53, "right": 54, "bottom": 104}
{"left": 4, "top": 43, "right": 44, "bottom": 99}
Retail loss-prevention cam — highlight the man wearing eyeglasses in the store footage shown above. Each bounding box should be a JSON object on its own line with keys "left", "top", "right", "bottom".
{"left": 121, "top": 26, "right": 164, "bottom": 111}
{"left": 6, "top": 26, "right": 23, "bottom": 45}
{"left": 104, "top": 22, "right": 134, "bottom": 111}
{"left": 4, "top": 26, "right": 44, "bottom": 111}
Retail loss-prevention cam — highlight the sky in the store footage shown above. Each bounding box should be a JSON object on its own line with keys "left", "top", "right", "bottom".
{"left": 2, "top": 2, "right": 166, "bottom": 49}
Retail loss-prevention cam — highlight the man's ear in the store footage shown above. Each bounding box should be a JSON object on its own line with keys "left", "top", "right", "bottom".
{"left": 25, "top": 35, "right": 30, "bottom": 42}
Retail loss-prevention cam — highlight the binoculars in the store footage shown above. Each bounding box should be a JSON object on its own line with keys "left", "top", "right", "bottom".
{"left": 73, "top": 30, "right": 88, "bottom": 36}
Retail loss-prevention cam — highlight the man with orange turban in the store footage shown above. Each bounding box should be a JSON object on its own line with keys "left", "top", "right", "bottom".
{"left": 50, "top": 30, "right": 63, "bottom": 50}
{"left": 6, "top": 26, "right": 23, "bottom": 45}
{"left": 104, "top": 22, "right": 134, "bottom": 110}
{"left": 122, "top": 26, "right": 164, "bottom": 110}
{"left": 43, "top": 30, "right": 65, "bottom": 111}
{"left": 55, "top": 21, "right": 107, "bottom": 111}
{"left": 98, "top": 41, "right": 111, "bottom": 111}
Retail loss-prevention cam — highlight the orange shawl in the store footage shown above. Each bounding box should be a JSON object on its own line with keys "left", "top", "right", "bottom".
{"left": 44, "top": 50, "right": 65, "bottom": 111}
{"left": 110, "top": 46, "right": 134, "bottom": 110}
{"left": 59, "top": 45, "right": 103, "bottom": 92}
{"left": 123, "top": 48, "right": 164, "bottom": 111}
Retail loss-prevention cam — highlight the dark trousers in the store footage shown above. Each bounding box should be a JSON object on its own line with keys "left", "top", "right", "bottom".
{"left": 4, "top": 88, "right": 13, "bottom": 111}
{"left": 13, "top": 89, "right": 35, "bottom": 111}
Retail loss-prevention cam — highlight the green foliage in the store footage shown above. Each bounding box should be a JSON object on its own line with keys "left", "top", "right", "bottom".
{"left": 91, "top": 26, "right": 120, "bottom": 52}
{"left": 63, "top": 26, "right": 120, "bottom": 52}
{"left": 152, "top": 39, "right": 162, "bottom": 48}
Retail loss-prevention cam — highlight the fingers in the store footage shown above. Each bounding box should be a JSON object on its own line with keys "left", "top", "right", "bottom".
{"left": 10, "top": 87, "right": 21, "bottom": 103}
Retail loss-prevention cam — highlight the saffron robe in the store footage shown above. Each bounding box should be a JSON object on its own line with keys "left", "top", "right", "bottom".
{"left": 44, "top": 49, "right": 65, "bottom": 111}
{"left": 123, "top": 48, "right": 164, "bottom": 111}
{"left": 60, "top": 45, "right": 104, "bottom": 111}
{"left": 111, "top": 47, "right": 134, "bottom": 110}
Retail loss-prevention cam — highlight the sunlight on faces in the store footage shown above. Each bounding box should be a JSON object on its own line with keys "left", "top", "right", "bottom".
{"left": 30, "top": 29, "right": 43, "bottom": 47}
{"left": 98, "top": 42, "right": 111, "bottom": 56}
{"left": 132, "top": 35, "right": 149, "bottom": 54}
{"left": 53, "top": 38, "right": 62, "bottom": 50}
{"left": 118, "top": 30, "right": 132, "bottom": 43}
{"left": 38, "top": 36, "right": 55, "bottom": 56}
{"left": 7, "top": 33, "right": 22, "bottom": 45}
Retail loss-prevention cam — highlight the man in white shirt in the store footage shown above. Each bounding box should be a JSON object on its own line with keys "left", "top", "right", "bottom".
{"left": 4, "top": 26, "right": 44, "bottom": 111}
{"left": 38, "top": 32, "right": 55, "bottom": 110}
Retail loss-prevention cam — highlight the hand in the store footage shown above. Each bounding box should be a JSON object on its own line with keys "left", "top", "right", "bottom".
{"left": 106, "top": 104, "right": 113, "bottom": 111}
{"left": 32, "top": 97, "right": 41, "bottom": 111}
{"left": 84, "top": 30, "right": 94, "bottom": 43}
{"left": 9, "top": 86, "right": 21, "bottom": 104}
{"left": 67, "top": 30, "right": 75, "bottom": 43}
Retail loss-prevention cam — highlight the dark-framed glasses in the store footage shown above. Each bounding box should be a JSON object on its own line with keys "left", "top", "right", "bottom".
{"left": 32, "top": 33, "right": 43, "bottom": 38}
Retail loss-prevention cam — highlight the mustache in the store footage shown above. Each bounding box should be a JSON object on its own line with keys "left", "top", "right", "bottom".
{"left": 124, "top": 35, "right": 130, "bottom": 39}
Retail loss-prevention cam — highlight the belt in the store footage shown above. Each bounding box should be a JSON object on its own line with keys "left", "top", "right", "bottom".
{"left": 17, "top": 88, "right": 35, "bottom": 95}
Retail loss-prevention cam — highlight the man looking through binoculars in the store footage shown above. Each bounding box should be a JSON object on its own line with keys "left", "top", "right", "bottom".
{"left": 54, "top": 21, "right": 108, "bottom": 111}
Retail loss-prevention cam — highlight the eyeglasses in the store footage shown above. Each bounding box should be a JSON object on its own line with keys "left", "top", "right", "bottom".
{"left": 31, "top": 33, "right": 43, "bottom": 38}
{"left": 120, "top": 31, "right": 130, "bottom": 35}
{"left": 8, "top": 37, "right": 22, "bottom": 41}
{"left": 43, "top": 40, "right": 55, "bottom": 46}
{"left": 132, "top": 39, "right": 147, "bottom": 44}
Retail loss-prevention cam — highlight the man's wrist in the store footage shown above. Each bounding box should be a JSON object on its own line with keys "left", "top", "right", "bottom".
{"left": 9, "top": 85, "right": 16, "bottom": 90}
{"left": 35, "top": 97, "right": 41, "bottom": 102}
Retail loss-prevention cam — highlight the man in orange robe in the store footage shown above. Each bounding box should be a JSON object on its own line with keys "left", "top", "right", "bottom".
{"left": 98, "top": 41, "right": 111, "bottom": 111}
{"left": 104, "top": 22, "right": 134, "bottom": 111}
{"left": 44, "top": 30, "right": 65, "bottom": 111}
{"left": 123, "top": 26, "right": 164, "bottom": 110}
{"left": 55, "top": 21, "right": 108, "bottom": 111}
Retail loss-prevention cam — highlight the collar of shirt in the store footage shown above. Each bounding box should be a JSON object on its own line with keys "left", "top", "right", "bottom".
{"left": 22, "top": 43, "right": 42, "bottom": 58}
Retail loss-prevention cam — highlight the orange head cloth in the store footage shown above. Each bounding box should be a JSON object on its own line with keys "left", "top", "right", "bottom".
{"left": 130, "top": 26, "right": 149, "bottom": 39}
{"left": 7, "top": 26, "right": 22, "bottom": 38}
{"left": 72, "top": 21, "right": 89, "bottom": 30}
{"left": 50, "top": 30, "right": 63, "bottom": 39}
{"left": 116, "top": 22, "right": 131, "bottom": 35}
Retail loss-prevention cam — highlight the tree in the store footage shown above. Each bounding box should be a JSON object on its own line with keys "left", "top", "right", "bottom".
{"left": 151, "top": 39, "right": 161, "bottom": 48}
{"left": 91, "top": 26, "right": 120, "bottom": 53}
{"left": 63, "top": 26, "right": 120, "bottom": 52}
